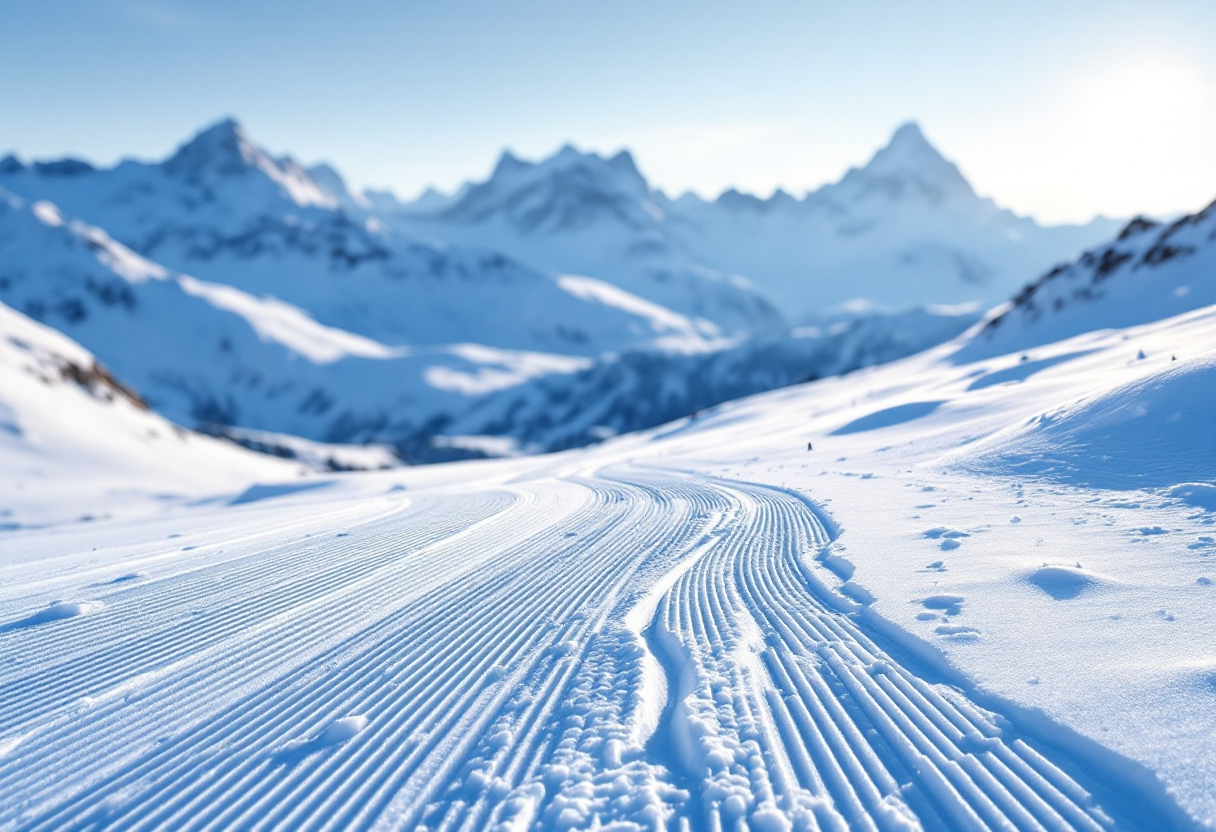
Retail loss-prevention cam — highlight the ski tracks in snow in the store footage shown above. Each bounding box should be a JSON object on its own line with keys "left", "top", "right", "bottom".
{"left": 0, "top": 467, "right": 1139, "bottom": 830}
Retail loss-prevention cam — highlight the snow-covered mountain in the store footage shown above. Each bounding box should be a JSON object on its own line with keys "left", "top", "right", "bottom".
{"left": 0, "top": 120, "right": 775, "bottom": 342}
{"left": 0, "top": 188, "right": 639, "bottom": 455}
{"left": 393, "top": 123, "right": 1120, "bottom": 319}
{"left": 383, "top": 144, "right": 782, "bottom": 333}
{"left": 958, "top": 197, "right": 1216, "bottom": 360}
{"left": 0, "top": 185, "right": 783, "bottom": 461}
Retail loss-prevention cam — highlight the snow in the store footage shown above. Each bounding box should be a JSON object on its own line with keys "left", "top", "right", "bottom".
{"left": 2, "top": 600, "right": 105, "bottom": 631}
{"left": 557, "top": 273, "right": 719, "bottom": 342}
{"left": 956, "top": 351, "right": 1216, "bottom": 489}
{"left": 321, "top": 715, "right": 369, "bottom": 744}
{"left": 2, "top": 280, "right": 1215, "bottom": 827}
{"left": 214, "top": 426, "right": 401, "bottom": 472}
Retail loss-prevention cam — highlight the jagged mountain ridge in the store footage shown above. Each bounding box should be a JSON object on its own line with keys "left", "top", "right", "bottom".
{"left": 386, "top": 142, "right": 783, "bottom": 334}
{"left": 390, "top": 123, "right": 1121, "bottom": 318}
{"left": 957, "top": 197, "right": 1216, "bottom": 360}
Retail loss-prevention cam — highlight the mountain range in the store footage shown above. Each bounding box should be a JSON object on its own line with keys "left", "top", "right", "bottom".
{"left": 1, "top": 119, "right": 1195, "bottom": 463}
{"left": 386, "top": 122, "right": 1121, "bottom": 318}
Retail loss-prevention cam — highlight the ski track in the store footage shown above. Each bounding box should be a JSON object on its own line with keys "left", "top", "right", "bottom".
{"left": 0, "top": 467, "right": 1132, "bottom": 831}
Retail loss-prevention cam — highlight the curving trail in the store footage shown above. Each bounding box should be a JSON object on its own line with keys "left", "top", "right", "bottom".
{"left": 0, "top": 466, "right": 1136, "bottom": 830}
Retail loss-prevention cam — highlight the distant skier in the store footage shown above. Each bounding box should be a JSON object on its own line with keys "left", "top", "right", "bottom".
{"left": 807, "top": 442, "right": 813, "bottom": 451}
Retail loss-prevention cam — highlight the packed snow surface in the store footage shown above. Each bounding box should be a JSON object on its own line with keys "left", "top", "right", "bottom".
{"left": 3, "top": 295, "right": 1215, "bottom": 829}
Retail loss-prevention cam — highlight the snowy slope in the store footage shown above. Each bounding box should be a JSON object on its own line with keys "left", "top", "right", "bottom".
{"left": 0, "top": 300, "right": 301, "bottom": 528}
{"left": 959, "top": 198, "right": 1216, "bottom": 360}
{"left": 395, "top": 124, "right": 1119, "bottom": 319}
{"left": 3, "top": 300, "right": 1213, "bottom": 830}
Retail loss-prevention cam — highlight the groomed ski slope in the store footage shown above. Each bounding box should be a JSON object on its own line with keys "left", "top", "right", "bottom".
{"left": 3, "top": 306, "right": 1214, "bottom": 830}
{"left": 2, "top": 468, "right": 1127, "bottom": 832}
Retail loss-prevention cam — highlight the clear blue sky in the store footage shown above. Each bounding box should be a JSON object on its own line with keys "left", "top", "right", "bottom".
{"left": 2, "top": 0, "right": 1213, "bottom": 223}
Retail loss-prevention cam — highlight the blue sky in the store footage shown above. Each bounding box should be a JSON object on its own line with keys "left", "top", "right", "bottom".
{"left": 2, "top": 0, "right": 1214, "bottom": 223}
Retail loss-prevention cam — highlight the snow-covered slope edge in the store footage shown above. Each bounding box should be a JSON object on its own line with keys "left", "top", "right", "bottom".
{"left": 0, "top": 299, "right": 302, "bottom": 528}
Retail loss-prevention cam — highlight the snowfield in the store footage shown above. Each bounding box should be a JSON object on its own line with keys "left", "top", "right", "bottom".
{"left": 2, "top": 293, "right": 1214, "bottom": 830}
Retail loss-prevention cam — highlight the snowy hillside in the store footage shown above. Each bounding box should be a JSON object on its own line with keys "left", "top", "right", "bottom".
{"left": 960, "top": 198, "right": 1216, "bottom": 359}
{"left": 3, "top": 292, "right": 1213, "bottom": 829}
{"left": 0, "top": 300, "right": 300, "bottom": 528}
{"left": 0, "top": 187, "right": 753, "bottom": 460}
{"left": 395, "top": 124, "right": 1120, "bottom": 318}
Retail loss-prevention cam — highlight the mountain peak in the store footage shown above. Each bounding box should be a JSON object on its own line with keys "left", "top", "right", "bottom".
{"left": 868, "top": 122, "right": 951, "bottom": 172}
{"left": 608, "top": 149, "right": 641, "bottom": 179}
{"left": 163, "top": 117, "right": 261, "bottom": 179}
{"left": 161, "top": 118, "right": 337, "bottom": 208}
{"left": 492, "top": 149, "right": 531, "bottom": 178}
{"left": 489, "top": 144, "right": 644, "bottom": 182}
{"left": 887, "top": 121, "right": 930, "bottom": 150}
{"left": 441, "top": 143, "right": 654, "bottom": 231}
{"left": 831, "top": 122, "right": 976, "bottom": 206}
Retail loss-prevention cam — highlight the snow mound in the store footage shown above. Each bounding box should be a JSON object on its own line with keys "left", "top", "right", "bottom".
{"left": 321, "top": 715, "right": 367, "bottom": 744}
{"left": 1166, "top": 483, "right": 1216, "bottom": 512}
{"left": 958, "top": 353, "right": 1216, "bottom": 490}
{"left": 1026, "top": 564, "right": 1097, "bottom": 600}
{"left": 3, "top": 601, "right": 104, "bottom": 632}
